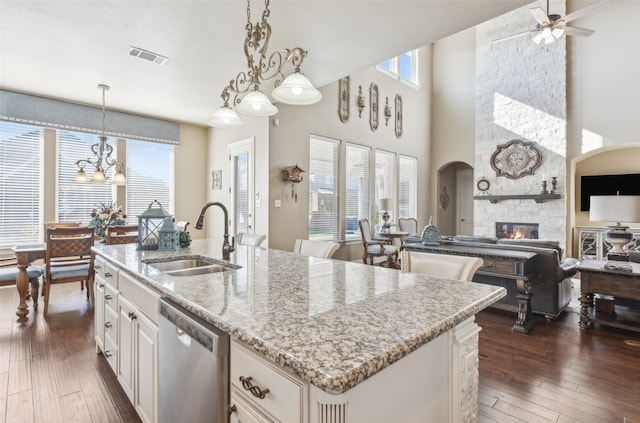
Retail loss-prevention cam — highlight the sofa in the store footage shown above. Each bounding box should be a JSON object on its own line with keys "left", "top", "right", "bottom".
{"left": 404, "top": 235, "right": 579, "bottom": 318}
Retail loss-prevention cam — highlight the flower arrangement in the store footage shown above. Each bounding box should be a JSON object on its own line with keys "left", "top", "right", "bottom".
{"left": 89, "top": 202, "right": 127, "bottom": 238}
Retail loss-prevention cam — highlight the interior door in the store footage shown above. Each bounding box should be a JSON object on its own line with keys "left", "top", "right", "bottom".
{"left": 228, "top": 138, "right": 254, "bottom": 236}
{"left": 456, "top": 169, "right": 474, "bottom": 235}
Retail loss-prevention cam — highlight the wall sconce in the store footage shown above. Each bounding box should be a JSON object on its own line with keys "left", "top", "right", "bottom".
{"left": 357, "top": 85, "right": 365, "bottom": 118}
{"left": 384, "top": 96, "right": 392, "bottom": 126}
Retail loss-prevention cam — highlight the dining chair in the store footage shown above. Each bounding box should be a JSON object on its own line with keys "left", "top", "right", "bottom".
{"left": 358, "top": 219, "right": 398, "bottom": 267}
{"left": 236, "top": 233, "right": 267, "bottom": 247}
{"left": 293, "top": 239, "right": 340, "bottom": 259}
{"left": 397, "top": 218, "right": 419, "bottom": 236}
{"left": 42, "top": 227, "right": 95, "bottom": 315}
{"left": 0, "top": 254, "right": 42, "bottom": 309}
{"left": 106, "top": 224, "right": 139, "bottom": 245}
{"left": 400, "top": 250, "right": 483, "bottom": 281}
{"left": 43, "top": 222, "right": 84, "bottom": 292}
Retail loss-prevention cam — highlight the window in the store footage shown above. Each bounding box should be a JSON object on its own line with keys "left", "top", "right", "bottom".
{"left": 375, "top": 149, "right": 396, "bottom": 224}
{"left": 0, "top": 122, "right": 43, "bottom": 248}
{"left": 126, "top": 139, "right": 175, "bottom": 218}
{"left": 56, "top": 130, "right": 113, "bottom": 225}
{"left": 309, "top": 135, "right": 339, "bottom": 240}
{"left": 399, "top": 155, "right": 417, "bottom": 218}
{"left": 345, "top": 143, "right": 371, "bottom": 239}
{"left": 377, "top": 49, "right": 419, "bottom": 86}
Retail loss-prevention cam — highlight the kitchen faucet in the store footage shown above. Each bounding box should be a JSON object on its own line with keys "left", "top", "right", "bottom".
{"left": 194, "top": 202, "right": 235, "bottom": 260}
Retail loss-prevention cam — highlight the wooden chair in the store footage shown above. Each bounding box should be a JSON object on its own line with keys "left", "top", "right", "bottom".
{"left": 400, "top": 250, "right": 483, "bottom": 281}
{"left": 293, "top": 239, "right": 340, "bottom": 258}
{"left": 0, "top": 254, "right": 42, "bottom": 309}
{"left": 43, "top": 222, "right": 84, "bottom": 292}
{"left": 106, "top": 225, "right": 139, "bottom": 245}
{"left": 358, "top": 219, "right": 398, "bottom": 267}
{"left": 236, "top": 233, "right": 267, "bottom": 247}
{"left": 42, "top": 227, "right": 95, "bottom": 315}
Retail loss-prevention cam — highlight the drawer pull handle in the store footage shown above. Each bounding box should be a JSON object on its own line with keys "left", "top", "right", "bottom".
{"left": 105, "top": 294, "right": 113, "bottom": 301}
{"left": 104, "top": 350, "right": 112, "bottom": 358}
{"left": 228, "top": 404, "right": 237, "bottom": 415}
{"left": 105, "top": 272, "right": 113, "bottom": 278}
{"left": 95, "top": 265, "right": 102, "bottom": 270}
{"left": 128, "top": 311, "right": 137, "bottom": 320}
{"left": 99, "top": 283, "right": 105, "bottom": 288}
{"left": 485, "top": 262, "right": 494, "bottom": 267}
{"left": 239, "top": 376, "right": 270, "bottom": 399}
{"left": 105, "top": 322, "right": 112, "bottom": 328}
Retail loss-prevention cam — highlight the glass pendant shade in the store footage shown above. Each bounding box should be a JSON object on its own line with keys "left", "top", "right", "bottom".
{"left": 235, "top": 90, "right": 279, "bottom": 116}
{"left": 112, "top": 170, "right": 127, "bottom": 186}
{"left": 208, "top": 106, "right": 243, "bottom": 127}
{"left": 272, "top": 72, "right": 322, "bottom": 105}
{"left": 90, "top": 169, "right": 106, "bottom": 184}
{"left": 74, "top": 168, "right": 88, "bottom": 182}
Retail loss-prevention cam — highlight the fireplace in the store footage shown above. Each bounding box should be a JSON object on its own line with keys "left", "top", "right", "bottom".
{"left": 496, "top": 222, "right": 539, "bottom": 240}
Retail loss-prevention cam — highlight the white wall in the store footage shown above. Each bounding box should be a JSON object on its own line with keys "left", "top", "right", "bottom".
{"left": 268, "top": 46, "right": 432, "bottom": 258}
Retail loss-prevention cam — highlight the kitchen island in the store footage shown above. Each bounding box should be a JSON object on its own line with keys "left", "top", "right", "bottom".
{"left": 92, "top": 239, "right": 505, "bottom": 423}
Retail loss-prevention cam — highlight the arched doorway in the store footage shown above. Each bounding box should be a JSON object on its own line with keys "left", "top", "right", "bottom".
{"left": 438, "top": 161, "right": 473, "bottom": 236}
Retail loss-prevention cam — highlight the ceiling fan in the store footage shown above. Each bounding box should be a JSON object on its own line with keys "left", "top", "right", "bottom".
{"left": 494, "top": 0, "right": 611, "bottom": 45}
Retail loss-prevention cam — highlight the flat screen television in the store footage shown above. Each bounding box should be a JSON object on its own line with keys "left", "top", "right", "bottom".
{"left": 580, "top": 173, "right": 640, "bottom": 211}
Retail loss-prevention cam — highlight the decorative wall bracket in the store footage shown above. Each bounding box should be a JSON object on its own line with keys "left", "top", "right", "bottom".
{"left": 357, "top": 85, "right": 365, "bottom": 118}
{"left": 394, "top": 94, "right": 403, "bottom": 138}
{"left": 338, "top": 76, "right": 350, "bottom": 123}
{"left": 369, "top": 83, "right": 379, "bottom": 131}
{"left": 384, "top": 96, "right": 392, "bottom": 126}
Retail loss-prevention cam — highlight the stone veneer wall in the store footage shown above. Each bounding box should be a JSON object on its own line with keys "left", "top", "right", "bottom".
{"left": 474, "top": 0, "right": 567, "bottom": 248}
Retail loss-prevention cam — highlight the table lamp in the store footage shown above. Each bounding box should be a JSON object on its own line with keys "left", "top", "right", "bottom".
{"left": 590, "top": 194, "right": 640, "bottom": 270}
{"left": 378, "top": 198, "right": 394, "bottom": 229}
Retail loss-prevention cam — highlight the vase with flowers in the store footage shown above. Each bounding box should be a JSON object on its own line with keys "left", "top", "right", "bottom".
{"left": 89, "top": 202, "right": 127, "bottom": 238}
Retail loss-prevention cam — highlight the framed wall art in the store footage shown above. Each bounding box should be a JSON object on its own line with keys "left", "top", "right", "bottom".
{"left": 212, "top": 170, "right": 222, "bottom": 190}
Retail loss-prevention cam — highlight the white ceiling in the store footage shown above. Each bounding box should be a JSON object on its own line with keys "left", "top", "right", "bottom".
{"left": 0, "top": 0, "right": 528, "bottom": 126}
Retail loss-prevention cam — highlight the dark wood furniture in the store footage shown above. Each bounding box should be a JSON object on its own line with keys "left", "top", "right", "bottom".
{"left": 403, "top": 242, "right": 537, "bottom": 333}
{"left": 12, "top": 243, "right": 46, "bottom": 319}
{"left": 577, "top": 259, "right": 640, "bottom": 333}
{"left": 106, "top": 224, "right": 139, "bottom": 245}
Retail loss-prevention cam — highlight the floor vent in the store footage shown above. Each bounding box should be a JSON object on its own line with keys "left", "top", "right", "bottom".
{"left": 128, "top": 46, "right": 168, "bottom": 65}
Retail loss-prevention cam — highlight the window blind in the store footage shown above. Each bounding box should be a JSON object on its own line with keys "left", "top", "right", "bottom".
{"left": 345, "top": 143, "right": 371, "bottom": 239}
{"left": 309, "top": 135, "right": 340, "bottom": 240}
{"left": 0, "top": 121, "right": 42, "bottom": 248}
{"left": 126, "top": 139, "right": 175, "bottom": 219}
{"left": 375, "top": 149, "right": 396, "bottom": 224}
{"left": 399, "top": 155, "right": 417, "bottom": 219}
{"left": 234, "top": 152, "right": 249, "bottom": 234}
{"left": 57, "top": 130, "right": 113, "bottom": 225}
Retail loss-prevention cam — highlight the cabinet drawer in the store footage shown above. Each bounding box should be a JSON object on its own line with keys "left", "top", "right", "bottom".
{"left": 479, "top": 257, "right": 519, "bottom": 276}
{"left": 118, "top": 271, "right": 159, "bottom": 324}
{"left": 105, "top": 304, "right": 118, "bottom": 339}
{"left": 231, "top": 342, "right": 305, "bottom": 423}
{"left": 230, "top": 389, "right": 271, "bottom": 423}
{"left": 94, "top": 256, "right": 107, "bottom": 279}
{"left": 105, "top": 283, "right": 119, "bottom": 308}
{"left": 104, "top": 333, "right": 118, "bottom": 373}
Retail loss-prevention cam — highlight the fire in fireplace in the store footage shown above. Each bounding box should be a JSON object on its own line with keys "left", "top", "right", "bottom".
{"left": 496, "top": 222, "right": 539, "bottom": 239}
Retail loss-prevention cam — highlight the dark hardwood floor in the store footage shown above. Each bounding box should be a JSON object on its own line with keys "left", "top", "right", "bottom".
{"left": 0, "top": 284, "right": 139, "bottom": 423}
{"left": 2, "top": 283, "right": 640, "bottom": 422}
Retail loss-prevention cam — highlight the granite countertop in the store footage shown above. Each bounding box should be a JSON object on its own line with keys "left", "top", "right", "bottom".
{"left": 92, "top": 239, "right": 506, "bottom": 395}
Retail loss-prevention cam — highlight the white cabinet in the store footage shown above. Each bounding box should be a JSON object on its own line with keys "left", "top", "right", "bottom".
{"left": 117, "top": 271, "right": 159, "bottom": 423}
{"left": 229, "top": 341, "right": 307, "bottom": 423}
{"left": 577, "top": 226, "right": 640, "bottom": 260}
{"left": 94, "top": 256, "right": 119, "bottom": 374}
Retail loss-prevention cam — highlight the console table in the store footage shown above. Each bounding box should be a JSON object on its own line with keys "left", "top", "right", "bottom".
{"left": 577, "top": 226, "right": 640, "bottom": 260}
{"left": 403, "top": 242, "right": 537, "bottom": 333}
{"left": 577, "top": 259, "right": 640, "bottom": 333}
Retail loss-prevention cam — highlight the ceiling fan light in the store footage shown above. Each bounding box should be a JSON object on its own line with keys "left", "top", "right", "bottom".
{"left": 272, "top": 72, "right": 322, "bottom": 105}
{"left": 552, "top": 27, "right": 565, "bottom": 39}
{"left": 208, "top": 105, "right": 243, "bottom": 127}
{"left": 236, "top": 90, "right": 278, "bottom": 116}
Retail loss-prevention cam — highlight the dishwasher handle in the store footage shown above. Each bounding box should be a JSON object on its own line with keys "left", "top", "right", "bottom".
{"left": 159, "top": 299, "right": 229, "bottom": 356}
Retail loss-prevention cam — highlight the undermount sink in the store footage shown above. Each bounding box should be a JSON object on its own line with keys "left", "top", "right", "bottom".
{"left": 143, "top": 255, "right": 239, "bottom": 277}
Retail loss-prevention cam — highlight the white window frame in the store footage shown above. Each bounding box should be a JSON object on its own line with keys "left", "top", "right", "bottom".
{"left": 377, "top": 49, "right": 419, "bottom": 88}
{"left": 345, "top": 143, "right": 372, "bottom": 240}
{"left": 398, "top": 155, "right": 417, "bottom": 219}
{"left": 308, "top": 135, "right": 340, "bottom": 241}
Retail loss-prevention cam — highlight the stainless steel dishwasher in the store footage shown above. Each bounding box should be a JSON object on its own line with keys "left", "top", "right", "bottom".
{"left": 159, "top": 298, "right": 229, "bottom": 423}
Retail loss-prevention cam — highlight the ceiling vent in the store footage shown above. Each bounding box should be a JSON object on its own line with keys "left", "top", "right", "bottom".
{"left": 128, "top": 46, "right": 168, "bottom": 65}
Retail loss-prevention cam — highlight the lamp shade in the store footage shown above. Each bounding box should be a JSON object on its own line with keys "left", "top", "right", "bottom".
{"left": 208, "top": 106, "right": 243, "bottom": 127}
{"left": 236, "top": 90, "right": 279, "bottom": 116}
{"left": 272, "top": 72, "right": 322, "bottom": 105}
{"left": 378, "top": 198, "right": 393, "bottom": 211}
{"left": 590, "top": 195, "right": 640, "bottom": 223}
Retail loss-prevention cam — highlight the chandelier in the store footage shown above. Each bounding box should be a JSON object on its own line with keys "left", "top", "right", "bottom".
{"left": 74, "top": 84, "right": 126, "bottom": 185}
{"left": 208, "top": 0, "right": 322, "bottom": 128}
